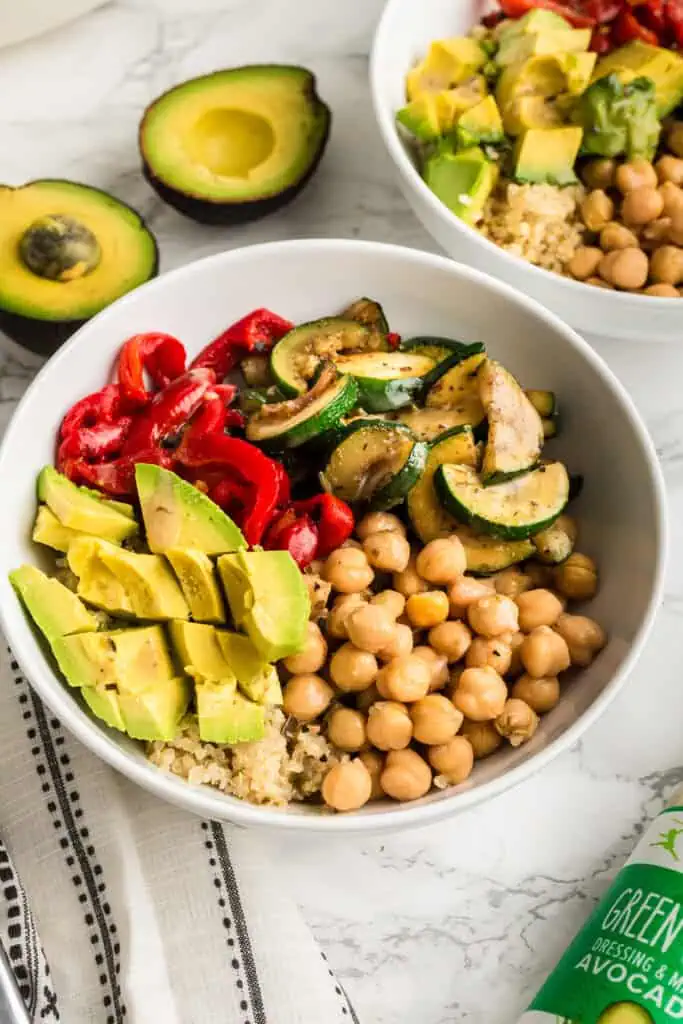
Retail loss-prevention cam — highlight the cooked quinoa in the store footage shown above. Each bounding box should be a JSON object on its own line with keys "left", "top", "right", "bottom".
{"left": 479, "top": 182, "right": 587, "bottom": 274}
{"left": 147, "top": 708, "right": 339, "bottom": 807}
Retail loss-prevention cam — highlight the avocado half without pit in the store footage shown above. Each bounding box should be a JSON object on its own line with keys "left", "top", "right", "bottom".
{"left": 0, "top": 180, "right": 158, "bottom": 354}
{"left": 139, "top": 65, "right": 331, "bottom": 224}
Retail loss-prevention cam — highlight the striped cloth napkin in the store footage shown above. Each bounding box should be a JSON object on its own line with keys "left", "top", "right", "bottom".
{"left": 0, "top": 643, "right": 358, "bottom": 1024}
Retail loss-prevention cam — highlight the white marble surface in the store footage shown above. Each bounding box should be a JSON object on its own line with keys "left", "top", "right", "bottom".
{"left": 1, "top": 2, "right": 681, "bottom": 1022}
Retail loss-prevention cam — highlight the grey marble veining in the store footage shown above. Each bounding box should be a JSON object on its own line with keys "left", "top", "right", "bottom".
{"left": 1, "top": 2, "right": 680, "bottom": 1022}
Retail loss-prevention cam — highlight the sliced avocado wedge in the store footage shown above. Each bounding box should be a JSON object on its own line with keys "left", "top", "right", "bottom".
{"left": 217, "top": 632, "right": 282, "bottom": 705}
{"left": 407, "top": 426, "right": 478, "bottom": 543}
{"left": 118, "top": 676, "right": 191, "bottom": 741}
{"left": 513, "top": 126, "right": 583, "bottom": 185}
{"left": 38, "top": 467, "right": 138, "bottom": 543}
{"left": 335, "top": 351, "right": 436, "bottom": 413}
{"left": 165, "top": 548, "right": 226, "bottom": 624}
{"left": 479, "top": 359, "right": 543, "bottom": 484}
{"left": 435, "top": 461, "right": 570, "bottom": 540}
{"left": 32, "top": 506, "right": 88, "bottom": 553}
{"left": 423, "top": 147, "right": 498, "bottom": 226}
{"left": 10, "top": 565, "right": 98, "bottom": 642}
{"left": 136, "top": 464, "right": 245, "bottom": 556}
{"left": 140, "top": 66, "right": 330, "bottom": 225}
{"left": 168, "top": 621, "right": 235, "bottom": 682}
{"left": 270, "top": 317, "right": 385, "bottom": 396}
{"left": 0, "top": 181, "right": 158, "bottom": 354}
{"left": 67, "top": 537, "right": 134, "bottom": 617}
{"left": 245, "top": 372, "right": 359, "bottom": 449}
{"left": 196, "top": 685, "right": 265, "bottom": 745}
{"left": 82, "top": 685, "right": 126, "bottom": 732}
{"left": 52, "top": 625, "right": 174, "bottom": 689}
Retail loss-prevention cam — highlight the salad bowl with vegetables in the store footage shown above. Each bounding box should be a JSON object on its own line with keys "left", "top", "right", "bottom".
{"left": 0, "top": 239, "right": 665, "bottom": 833}
{"left": 372, "top": 0, "right": 683, "bottom": 341}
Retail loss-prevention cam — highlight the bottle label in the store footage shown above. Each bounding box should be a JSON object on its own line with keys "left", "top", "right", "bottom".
{"left": 517, "top": 805, "right": 683, "bottom": 1024}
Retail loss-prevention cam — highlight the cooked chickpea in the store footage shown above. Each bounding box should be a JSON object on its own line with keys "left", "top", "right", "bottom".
{"left": 494, "top": 698, "right": 539, "bottom": 747}
{"left": 493, "top": 567, "right": 532, "bottom": 598}
{"left": 581, "top": 190, "right": 614, "bottom": 232}
{"left": 586, "top": 276, "right": 614, "bottom": 289}
{"left": 283, "top": 621, "right": 328, "bottom": 674}
{"left": 511, "top": 674, "right": 561, "bottom": 714}
{"left": 581, "top": 157, "right": 616, "bottom": 191}
{"left": 521, "top": 626, "right": 571, "bottom": 678}
{"left": 452, "top": 666, "right": 507, "bottom": 721}
{"left": 644, "top": 283, "right": 680, "bottom": 296}
{"left": 641, "top": 217, "right": 673, "bottom": 251}
{"left": 428, "top": 620, "right": 472, "bottom": 662}
{"left": 465, "top": 636, "right": 512, "bottom": 675}
{"left": 406, "top": 590, "right": 450, "bottom": 629}
{"left": 327, "top": 707, "right": 367, "bottom": 752}
{"left": 356, "top": 683, "right": 380, "bottom": 713}
{"left": 392, "top": 555, "right": 428, "bottom": 598}
{"left": 377, "top": 653, "right": 432, "bottom": 703}
{"left": 554, "top": 612, "right": 607, "bottom": 667}
{"left": 356, "top": 511, "right": 406, "bottom": 541}
{"left": 524, "top": 563, "right": 553, "bottom": 588}
{"left": 657, "top": 155, "right": 683, "bottom": 186}
{"left": 599, "top": 248, "right": 649, "bottom": 290}
{"left": 329, "top": 643, "right": 378, "bottom": 692}
{"left": 381, "top": 749, "right": 432, "bottom": 801}
{"left": 283, "top": 674, "right": 334, "bottom": 722}
{"left": 668, "top": 122, "right": 683, "bottom": 158}
{"left": 358, "top": 749, "right": 384, "bottom": 799}
{"left": 448, "top": 575, "right": 495, "bottom": 617}
{"left": 347, "top": 604, "right": 396, "bottom": 654}
{"left": 669, "top": 209, "right": 683, "bottom": 245}
{"left": 322, "top": 759, "right": 372, "bottom": 812}
{"left": 615, "top": 158, "right": 658, "bottom": 193}
{"left": 428, "top": 735, "right": 474, "bottom": 784}
{"left": 415, "top": 536, "right": 467, "bottom": 584}
{"left": 410, "top": 694, "right": 463, "bottom": 745}
{"left": 659, "top": 182, "right": 683, "bottom": 219}
{"left": 413, "top": 646, "right": 450, "bottom": 692}
{"left": 599, "top": 222, "right": 639, "bottom": 251}
{"left": 323, "top": 547, "right": 374, "bottom": 593}
{"left": 460, "top": 719, "right": 503, "bottom": 759}
{"left": 377, "top": 622, "right": 414, "bottom": 662}
{"left": 506, "top": 630, "right": 525, "bottom": 677}
{"left": 327, "top": 593, "right": 367, "bottom": 640}
{"left": 362, "top": 530, "right": 411, "bottom": 573}
{"left": 516, "top": 588, "right": 564, "bottom": 632}
{"left": 621, "top": 186, "right": 664, "bottom": 226}
{"left": 366, "top": 701, "right": 413, "bottom": 751}
{"left": 553, "top": 552, "right": 598, "bottom": 600}
{"left": 650, "top": 245, "right": 683, "bottom": 286}
{"left": 468, "top": 594, "right": 519, "bottom": 638}
{"left": 371, "top": 589, "right": 405, "bottom": 620}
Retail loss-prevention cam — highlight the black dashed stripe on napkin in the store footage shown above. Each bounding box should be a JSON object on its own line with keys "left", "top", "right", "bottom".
{"left": 321, "top": 951, "right": 359, "bottom": 1023}
{"left": 14, "top": 661, "right": 126, "bottom": 1023}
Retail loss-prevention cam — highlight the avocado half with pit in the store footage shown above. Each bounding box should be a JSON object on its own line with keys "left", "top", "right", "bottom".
{"left": 139, "top": 65, "right": 331, "bottom": 224}
{"left": 0, "top": 180, "right": 158, "bottom": 354}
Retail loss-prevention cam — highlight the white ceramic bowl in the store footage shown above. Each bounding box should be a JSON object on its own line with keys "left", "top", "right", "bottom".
{"left": 0, "top": 240, "right": 666, "bottom": 833}
{"left": 371, "top": 0, "right": 681, "bottom": 344}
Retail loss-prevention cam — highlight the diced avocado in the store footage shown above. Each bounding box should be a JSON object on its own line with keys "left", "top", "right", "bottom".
{"left": 167, "top": 620, "right": 234, "bottom": 682}
{"left": 82, "top": 684, "right": 126, "bottom": 732}
{"left": 497, "top": 26, "right": 590, "bottom": 67}
{"left": 561, "top": 51, "right": 597, "bottom": 95}
{"left": 456, "top": 96, "right": 504, "bottom": 147}
{"left": 217, "top": 632, "right": 282, "bottom": 704}
{"left": 423, "top": 147, "right": 498, "bottom": 225}
{"left": 67, "top": 537, "right": 134, "bottom": 616}
{"left": 196, "top": 685, "right": 265, "bottom": 744}
{"left": 436, "top": 77, "right": 489, "bottom": 129}
{"left": 79, "top": 489, "right": 136, "bottom": 520}
{"left": 32, "top": 505, "right": 90, "bottom": 553}
{"left": 217, "top": 550, "right": 309, "bottom": 662}
{"left": 502, "top": 95, "right": 563, "bottom": 135}
{"left": 396, "top": 94, "right": 442, "bottom": 142}
{"left": 165, "top": 548, "right": 225, "bottom": 624}
{"left": 406, "top": 38, "right": 487, "bottom": 100}
{"left": 513, "top": 126, "right": 582, "bottom": 185}
{"left": 593, "top": 40, "right": 683, "bottom": 116}
{"left": 118, "top": 675, "right": 191, "bottom": 741}
{"left": 496, "top": 9, "right": 576, "bottom": 39}
{"left": 51, "top": 625, "right": 174, "bottom": 689}
{"left": 574, "top": 74, "right": 661, "bottom": 160}
{"left": 497, "top": 55, "right": 567, "bottom": 119}
{"left": 136, "top": 464, "right": 245, "bottom": 556}
{"left": 9, "top": 564, "right": 98, "bottom": 642}
{"left": 597, "top": 1003, "right": 654, "bottom": 1024}
{"left": 37, "top": 467, "right": 137, "bottom": 543}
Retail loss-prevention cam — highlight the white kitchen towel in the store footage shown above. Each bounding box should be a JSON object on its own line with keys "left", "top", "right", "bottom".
{"left": 0, "top": 643, "right": 359, "bottom": 1024}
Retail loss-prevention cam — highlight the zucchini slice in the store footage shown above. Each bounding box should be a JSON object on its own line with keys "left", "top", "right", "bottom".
{"left": 407, "top": 426, "right": 478, "bottom": 543}
{"left": 393, "top": 407, "right": 485, "bottom": 441}
{"left": 455, "top": 526, "right": 534, "bottom": 575}
{"left": 425, "top": 352, "right": 487, "bottom": 431}
{"left": 270, "top": 318, "right": 387, "bottom": 396}
{"left": 434, "top": 461, "right": 570, "bottom": 540}
{"left": 525, "top": 389, "right": 557, "bottom": 419}
{"left": 341, "top": 297, "right": 389, "bottom": 334}
{"left": 246, "top": 371, "right": 359, "bottom": 449}
{"left": 400, "top": 337, "right": 484, "bottom": 365}
{"left": 335, "top": 351, "right": 436, "bottom": 413}
{"left": 322, "top": 420, "right": 428, "bottom": 510}
{"left": 479, "top": 360, "right": 543, "bottom": 484}
{"left": 542, "top": 417, "right": 558, "bottom": 439}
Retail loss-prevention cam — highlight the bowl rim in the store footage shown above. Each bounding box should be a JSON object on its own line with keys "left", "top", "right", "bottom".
{"left": 0, "top": 237, "right": 668, "bottom": 834}
{"left": 369, "top": 0, "right": 681, "bottom": 312}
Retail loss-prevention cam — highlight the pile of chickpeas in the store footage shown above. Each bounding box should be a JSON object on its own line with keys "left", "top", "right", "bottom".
{"left": 566, "top": 121, "right": 683, "bottom": 295}
{"left": 279, "top": 511, "right": 607, "bottom": 813}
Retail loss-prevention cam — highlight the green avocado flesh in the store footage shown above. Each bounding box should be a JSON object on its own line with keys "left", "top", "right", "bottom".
{"left": 598, "top": 1003, "right": 654, "bottom": 1024}
{"left": 0, "top": 180, "right": 157, "bottom": 327}
{"left": 10, "top": 565, "right": 98, "bottom": 642}
{"left": 140, "top": 65, "right": 330, "bottom": 220}
{"left": 52, "top": 625, "right": 174, "bottom": 689}
{"left": 38, "top": 467, "right": 137, "bottom": 544}
{"left": 165, "top": 548, "right": 226, "bottom": 624}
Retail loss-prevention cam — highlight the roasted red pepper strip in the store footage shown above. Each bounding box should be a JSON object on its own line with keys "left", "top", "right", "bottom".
{"left": 386, "top": 332, "right": 401, "bottom": 350}
{"left": 121, "top": 368, "right": 216, "bottom": 455}
{"left": 264, "top": 509, "right": 319, "bottom": 570}
{"left": 498, "top": 0, "right": 596, "bottom": 26}
{"left": 272, "top": 461, "right": 291, "bottom": 509}
{"left": 60, "top": 384, "right": 122, "bottom": 439}
{"left": 612, "top": 7, "right": 659, "bottom": 42}
{"left": 189, "top": 309, "right": 294, "bottom": 380}
{"left": 291, "top": 494, "right": 355, "bottom": 558}
{"left": 665, "top": 0, "right": 683, "bottom": 45}
{"left": 637, "top": 0, "right": 666, "bottom": 34}
{"left": 63, "top": 447, "right": 176, "bottom": 498}
{"left": 117, "top": 333, "right": 187, "bottom": 407}
{"left": 583, "top": 0, "right": 622, "bottom": 22}
{"left": 56, "top": 418, "right": 133, "bottom": 471}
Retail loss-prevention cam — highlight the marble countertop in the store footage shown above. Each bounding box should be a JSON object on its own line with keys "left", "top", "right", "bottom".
{"left": 1, "top": 1, "right": 681, "bottom": 1021}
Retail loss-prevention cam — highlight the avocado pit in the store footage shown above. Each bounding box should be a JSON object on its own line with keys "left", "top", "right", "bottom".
{"left": 19, "top": 213, "right": 101, "bottom": 282}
